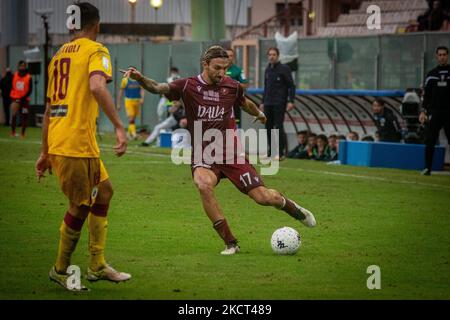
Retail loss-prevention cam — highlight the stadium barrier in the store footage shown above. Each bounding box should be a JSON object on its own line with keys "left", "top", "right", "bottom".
{"left": 245, "top": 88, "right": 405, "bottom": 139}
{"left": 244, "top": 88, "right": 448, "bottom": 170}
{"left": 339, "top": 140, "right": 446, "bottom": 171}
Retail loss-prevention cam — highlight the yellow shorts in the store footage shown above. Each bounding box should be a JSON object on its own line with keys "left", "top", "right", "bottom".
{"left": 125, "top": 99, "right": 141, "bottom": 118}
{"left": 49, "top": 155, "right": 109, "bottom": 206}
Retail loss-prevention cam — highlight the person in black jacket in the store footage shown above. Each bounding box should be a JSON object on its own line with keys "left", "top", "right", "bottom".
{"left": 372, "top": 98, "right": 401, "bottom": 142}
{"left": 420, "top": 46, "right": 450, "bottom": 175}
{"left": 260, "top": 47, "right": 296, "bottom": 159}
{"left": 0, "top": 67, "right": 13, "bottom": 126}
{"left": 287, "top": 130, "right": 308, "bottom": 159}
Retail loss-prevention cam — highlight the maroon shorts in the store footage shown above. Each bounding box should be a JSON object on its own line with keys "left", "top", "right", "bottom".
{"left": 192, "top": 159, "right": 265, "bottom": 195}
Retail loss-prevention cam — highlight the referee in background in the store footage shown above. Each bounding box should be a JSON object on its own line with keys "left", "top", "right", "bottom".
{"left": 420, "top": 46, "right": 450, "bottom": 175}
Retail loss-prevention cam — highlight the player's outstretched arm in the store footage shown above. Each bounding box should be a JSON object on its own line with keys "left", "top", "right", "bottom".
{"left": 90, "top": 74, "right": 127, "bottom": 157}
{"left": 121, "top": 67, "right": 170, "bottom": 95}
{"left": 241, "top": 97, "right": 267, "bottom": 124}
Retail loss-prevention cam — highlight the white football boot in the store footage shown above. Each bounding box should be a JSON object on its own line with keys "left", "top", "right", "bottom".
{"left": 296, "top": 203, "right": 317, "bottom": 228}
{"left": 86, "top": 264, "right": 131, "bottom": 282}
{"left": 220, "top": 243, "right": 240, "bottom": 255}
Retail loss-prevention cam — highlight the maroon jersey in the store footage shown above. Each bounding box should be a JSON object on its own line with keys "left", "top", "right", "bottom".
{"left": 166, "top": 74, "right": 246, "bottom": 164}
{"left": 166, "top": 74, "right": 264, "bottom": 194}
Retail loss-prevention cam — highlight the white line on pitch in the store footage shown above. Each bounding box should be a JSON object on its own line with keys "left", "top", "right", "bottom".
{"left": 1, "top": 138, "right": 449, "bottom": 189}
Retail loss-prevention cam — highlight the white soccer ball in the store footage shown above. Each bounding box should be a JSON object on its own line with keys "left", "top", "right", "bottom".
{"left": 271, "top": 227, "right": 301, "bottom": 255}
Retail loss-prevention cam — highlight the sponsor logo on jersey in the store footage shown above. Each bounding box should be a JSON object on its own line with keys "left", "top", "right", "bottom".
{"left": 203, "top": 90, "right": 220, "bottom": 102}
{"left": 198, "top": 105, "right": 225, "bottom": 120}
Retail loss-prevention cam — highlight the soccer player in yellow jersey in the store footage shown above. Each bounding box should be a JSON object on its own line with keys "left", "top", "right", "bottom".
{"left": 117, "top": 70, "right": 145, "bottom": 140}
{"left": 35, "top": 2, "right": 130, "bottom": 291}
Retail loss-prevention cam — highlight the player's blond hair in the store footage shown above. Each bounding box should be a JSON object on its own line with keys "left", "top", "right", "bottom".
{"left": 201, "top": 46, "right": 229, "bottom": 64}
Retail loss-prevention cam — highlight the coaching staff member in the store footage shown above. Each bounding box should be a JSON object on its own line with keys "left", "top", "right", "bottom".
{"left": 420, "top": 46, "right": 450, "bottom": 175}
{"left": 372, "top": 98, "right": 401, "bottom": 142}
{"left": 260, "top": 47, "right": 296, "bottom": 160}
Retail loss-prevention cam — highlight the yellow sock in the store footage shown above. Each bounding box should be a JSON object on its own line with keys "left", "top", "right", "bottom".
{"left": 88, "top": 213, "right": 108, "bottom": 271}
{"left": 129, "top": 123, "right": 136, "bottom": 137}
{"left": 55, "top": 222, "right": 82, "bottom": 274}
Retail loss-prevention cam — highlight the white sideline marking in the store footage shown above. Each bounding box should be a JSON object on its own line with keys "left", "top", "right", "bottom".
{"left": 280, "top": 167, "right": 450, "bottom": 190}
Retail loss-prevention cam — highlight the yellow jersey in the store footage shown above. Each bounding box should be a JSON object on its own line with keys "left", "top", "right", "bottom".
{"left": 46, "top": 37, "right": 112, "bottom": 158}
{"left": 120, "top": 77, "right": 142, "bottom": 100}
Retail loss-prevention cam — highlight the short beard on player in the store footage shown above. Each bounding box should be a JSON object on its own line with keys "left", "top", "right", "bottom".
{"left": 206, "top": 69, "right": 223, "bottom": 85}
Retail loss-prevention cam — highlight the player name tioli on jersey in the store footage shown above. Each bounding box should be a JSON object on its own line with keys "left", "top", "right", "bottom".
{"left": 60, "top": 44, "right": 81, "bottom": 54}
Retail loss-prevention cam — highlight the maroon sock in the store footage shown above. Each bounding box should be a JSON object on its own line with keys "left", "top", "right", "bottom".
{"left": 213, "top": 219, "right": 237, "bottom": 245}
{"left": 281, "top": 197, "right": 306, "bottom": 221}
{"left": 63, "top": 211, "right": 86, "bottom": 231}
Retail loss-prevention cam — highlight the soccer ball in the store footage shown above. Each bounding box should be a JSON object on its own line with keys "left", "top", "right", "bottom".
{"left": 271, "top": 227, "right": 301, "bottom": 255}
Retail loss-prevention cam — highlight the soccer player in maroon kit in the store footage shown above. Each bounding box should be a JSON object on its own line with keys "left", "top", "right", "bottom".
{"left": 123, "top": 46, "right": 316, "bottom": 255}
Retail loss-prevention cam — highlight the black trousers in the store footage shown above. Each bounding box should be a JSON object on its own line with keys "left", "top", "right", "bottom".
{"left": 425, "top": 111, "right": 450, "bottom": 171}
{"left": 2, "top": 96, "right": 10, "bottom": 126}
{"left": 264, "top": 104, "right": 288, "bottom": 157}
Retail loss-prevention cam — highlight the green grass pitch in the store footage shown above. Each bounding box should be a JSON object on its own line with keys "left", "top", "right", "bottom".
{"left": 0, "top": 127, "right": 449, "bottom": 300}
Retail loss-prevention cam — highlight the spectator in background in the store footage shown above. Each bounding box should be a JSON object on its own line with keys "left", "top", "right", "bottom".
{"left": 299, "top": 133, "right": 317, "bottom": 159}
{"left": 346, "top": 131, "right": 359, "bottom": 141}
{"left": 362, "top": 135, "right": 375, "bottom": 142}
{"left": 328, "top": 134, "right": 338, "bottom": 161}
{"left": 0, "top": 67, "right": 13, "bottom": 126}
{"left": 10, "top": 60, "right": 32, "bottom": 138}
{"left": 372, "top": 98, "right": 401, "bottom": 142}
{"left": 375, "top": 131, "right": 380, "bottom": 141}
{"left": 429, "top": 0, "right": 444, "bottom": 30}
{"left": 312, "top": 134, "right": 331, "bottom": 161}
{"left": 156, "top": 67, "right": 180, "bottom": 122}
{"left": 260, "top": 47, "right": 296, "bottom": 160}
{"left": 140, "top": 100, "right": 185, "bottom": 147}
{"left": 226, "top": 48, "right": 248, "bottom": 128}
{"left": 287, "top": 130, "right": 308, "bottom": 159}
{"left": 405, "top": 19, "right": 420, "bottom": 32}
{"left": 442, "top": 2, "right": 450, "bottom": 30}
{"left": 417, "top": 0, "right": 449, "bottom": 31}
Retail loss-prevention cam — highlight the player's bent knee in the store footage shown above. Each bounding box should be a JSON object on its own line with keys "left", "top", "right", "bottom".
{"left": 97, "top": 180, "right": 114, "bottom": 203}
{"left": 69, "top": 203, "right": 90, "bottom": 220}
